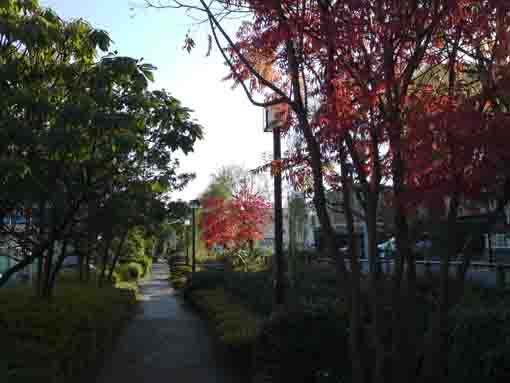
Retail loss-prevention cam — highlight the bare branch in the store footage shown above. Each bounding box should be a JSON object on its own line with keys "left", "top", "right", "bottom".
{"left": 209, "top": 18, "right": 287, "bottom": 108}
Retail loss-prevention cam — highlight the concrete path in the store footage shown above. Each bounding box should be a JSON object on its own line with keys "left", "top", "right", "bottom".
{"left": 96, "top": 261, "right": 240, "bottom": 383}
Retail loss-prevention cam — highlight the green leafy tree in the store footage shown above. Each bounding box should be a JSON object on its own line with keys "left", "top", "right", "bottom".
{"left": 0, "top": 1, "right": 203, "bottom": 295}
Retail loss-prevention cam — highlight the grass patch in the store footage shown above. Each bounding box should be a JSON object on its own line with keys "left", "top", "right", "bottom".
{"left": 0, "top": 283, "right": 138, "bottom": 383}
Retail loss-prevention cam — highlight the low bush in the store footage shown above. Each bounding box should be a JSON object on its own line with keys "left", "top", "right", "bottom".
{"left": 120, "top": 255, "right": 152, "bottom": 278}
{"left": 137, "top": 255, "right": 153, "bottom": 276}
{"left": 253, "top": 309, "right": 350, "bottom": 383}
{"left": 186, "top": 267, "right": 510, "bottom": 383}
{"left": 189, "top": 288, "right": 260, "bottom": 369}
{"left": 0, "top": 283, "right": 137, "bottom": 383}
{"left": 189, "top": 270, "right": 225, "bottom": 290}
{"left": 185, "top": 269, "right": 339, "bottom": 317}
{"left": 448, "top": 305, "right": 510, "bottom": 382}
{"left": 169, "top": 263, "right": 193, "bottom": 289}
{"left": 223, "top": 271, "right": 273, "bottom": 315}
{"left": 445, "top": 285, "right": 510, "bottom": 382}
{"left": 187, "top": 269, "right": 349, "bottom": 382}
{"left": 296, "top": 249, "right": 321, "bottom": 263}
{"left": 118, "top": 262, "right": 144, "bottom": 281}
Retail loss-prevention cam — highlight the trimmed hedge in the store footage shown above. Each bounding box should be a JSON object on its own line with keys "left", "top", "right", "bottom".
{"left": 0, "top": 283, "right": 138, "bottom": 383}
{"left": 169, "top": 263, "right": 193, "bottom": 289}
{"left": 178, "top": 268, "right": 510, "bottom": 382}
{"left": 447, "top": 286, "right": 510, "bottom": 382}
{"left": 117, "top": 255, "right": 153, "bottom": 281}
{"left": 118, "top": 262, "right": 144, "bottom": 281}
{"left": 253, "top": 310, "right": 349, "bottom": 383}
{"left": 448, "top": 306, "right": 510, "bottom": 382}
{"left": 189, "top": 288, "right": 260, "bottom": 371}
{"left": 190, "top": 289, "right": 260, "bottom": 348}
{"left": 189, "top": 269, "right": 339, "bottom": 317}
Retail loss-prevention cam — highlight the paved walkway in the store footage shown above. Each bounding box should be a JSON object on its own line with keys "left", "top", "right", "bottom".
{"left": 97, "top": 261, "right": 240, "bottom": 383}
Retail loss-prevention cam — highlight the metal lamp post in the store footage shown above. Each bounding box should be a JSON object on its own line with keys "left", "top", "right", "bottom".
{"left": 264, "top": 104, "right": 286, "bottom": 309}
{"left": 190, "top": 199, "right": 201, "bottom": 275}
{"left": 184, "top": 219, "right": 191, "bottom": 265}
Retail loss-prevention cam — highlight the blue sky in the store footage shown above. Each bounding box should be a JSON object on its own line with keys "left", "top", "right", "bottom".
{"left": 40, "top": 0, "right": 272, "bottom": 200}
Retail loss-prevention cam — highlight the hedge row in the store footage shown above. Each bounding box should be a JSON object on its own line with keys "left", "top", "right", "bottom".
{"left": 189, "top": 289, "right": 260, "bottom": 356}
{"left": 117, "top": 255, "right": 153, "bottom": 282}
{"left": 168, "top": 263, "right": 193, "bottom": 289}
{"left": 176, "top": 267, "right": 510, "bottom": 382}
{"left": 0, "top": 283, "right": 138, "bottom": 383}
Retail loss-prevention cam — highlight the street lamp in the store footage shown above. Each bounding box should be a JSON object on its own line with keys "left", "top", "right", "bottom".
{"left": 184, "top": 219, "right": 191, "bottom": 265}
{"left": 264, "top": 104, "right": 287, "bottom": 309}
{"left": 190, "top": 199, "right": 201, "bottom": 275}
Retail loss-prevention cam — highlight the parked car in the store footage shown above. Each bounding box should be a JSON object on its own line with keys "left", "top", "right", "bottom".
{"left": 415, "top": 239, "right": 433, "bottom": 251}
{"left": 377, "top": 237, "right": 396, "bottom": 257}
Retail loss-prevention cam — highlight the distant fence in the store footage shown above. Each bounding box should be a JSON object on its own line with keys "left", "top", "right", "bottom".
{"left": 315, "top": 257, "right": 510, "bottom": 288}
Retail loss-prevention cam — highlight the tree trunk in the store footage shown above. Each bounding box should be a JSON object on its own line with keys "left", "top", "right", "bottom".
{"left": 47, "top": 239, "right": 69, "bottom": 299}
{"left": 41, "top": 239, "right": 56, "bottom": 299}
{"left": 108, "top": 230, "right": 129, "bottom": 282}
{"left": 36, "top": 198, "right": 47, "bottom": 296}
{"left": 339, "top": 157, "right": 366, "bottom": 383}
{"left": 389, "top": 133, "right": 416, "bottom": 383}
{"left": 365, "top": 194, "right": 387, "bottom": 383}
{"left": 99, "top": 231, "right": 113, "bottom": 287}
{"left": 79, "top": 246, "right": 85, "bottom": 282}
{"left": 438, "top": 195, "right": 459, "bottom": 381}
{"left": 85, "top": 227, "right": 93, "bottom": 283}
{"left": 274, "top": 0, "right": 350, "bottom": 304}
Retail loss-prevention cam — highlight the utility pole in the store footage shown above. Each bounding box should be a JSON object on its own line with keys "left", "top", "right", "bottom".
{"left": 264, "top": 104, "right": 287, "bottom": 313}
{"left": 190, "top": 200, "right": 200, "bottom": 275}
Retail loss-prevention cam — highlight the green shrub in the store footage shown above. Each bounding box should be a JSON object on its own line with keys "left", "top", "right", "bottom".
{"left": 189, "top": 270, "right": 225, "bottom": 290}
{"left": 253, "top": 309, "right": 349, "bottom": 383}
{"left": 0, "top": 284, "right": 137, "bottom": 383}
{"left": 169, "top": 264, "right": 193, "bottom": 289}
{"left": 55, "top": 269, "right": 80, "bottom": 283}
{"left": 186, "top": 269, "right": 340, "bottom": 318}
{"left": 447, "top": 287, "right": 510, "bottom": 382}
{"left": 120, "top": 255, "right": 152, "bottom": 278}
{"left": 118, "top": 262, "right": 143, "bottom": 281}
{"left": 137, "top": 255, "right": 152, "bottom": 276}
{"left": 189, "top": 288, "right": 260, "bottom": 367}
{"left": 127, "top": 262, "right": 143, "bottom": 280}
{"left": 296, "top": 249, "right": 320, "bottom": 262}
{"left": 223, "top": 271, "right": 273, "bottom": 315}
{"left": 449, "top": 305, "right": 510, "bottom": 382}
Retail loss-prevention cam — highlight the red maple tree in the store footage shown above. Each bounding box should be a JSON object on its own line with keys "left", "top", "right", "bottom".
{"left": 199, "top": 186, "right": 271, "bottom": 250}
{"left": 149, "top": 0, "right": 510, "bottom": 381}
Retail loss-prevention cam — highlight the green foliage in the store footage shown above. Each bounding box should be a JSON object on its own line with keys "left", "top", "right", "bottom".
{"left": 188, "top": 270, "right": 226, "bottom": 290}
{"left": 188, "top": 268, "right": 339, "bottom": 317}
{"left": 0, "top": 0, "right": 203, "bottom": 289}
{"left": 296, "top": 249, "right": 320, "bottom": 261}
{"left": 189, "top": 288, "right": 259, "bottom": 363}
{"left": 449, "top": 305, "right": 510, "bottom": 382}
{"left": 253, "top": 310, "right": 349, "bottom": 383}
{"left": 122, "top": 255, "right": 152, "bottom": 277}
{"left": 169, "top": 263, "right": 193, "bottom": 289}
{"left": 187, "top": 270, "right": 348, "bottom": 382}
{"left": 117, "top": 229, "right": 155, "bottom": 279}
{"left": 222, "top": 271, "right": 273, "bottom": 315}
{"left": 123, "top": 230, "right": 147, "bottom": 261}
{"left": 118, "top": 262, "right": 144, "bottom": 281}
{"left": 0, "top": 284, "right": 137, "bottom": 382}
